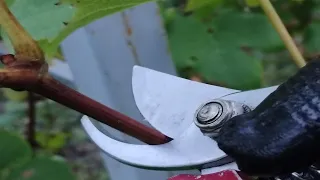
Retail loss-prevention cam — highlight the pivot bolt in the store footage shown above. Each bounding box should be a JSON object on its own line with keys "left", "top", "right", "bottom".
{"left": 194, "top": 99, "right": 251, "bottom": 138}
{"left": 196, "top": 102, "right": 222, "bottom": 124}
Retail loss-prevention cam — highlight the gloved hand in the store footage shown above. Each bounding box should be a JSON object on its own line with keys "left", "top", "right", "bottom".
{"left": 216, "top": 58, "right": 320, "bottom": 178}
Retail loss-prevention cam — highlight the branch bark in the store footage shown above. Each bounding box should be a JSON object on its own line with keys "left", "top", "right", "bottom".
{"left": 0, "top": 0, "right": 171, "bottom": 145}
{"left": 0, "top": 54, "right": 172, "bottom": 145}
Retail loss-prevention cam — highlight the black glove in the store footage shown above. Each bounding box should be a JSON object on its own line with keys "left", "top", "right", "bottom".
{"left": 216, "top": 58, "right": 320, "bottom": 178}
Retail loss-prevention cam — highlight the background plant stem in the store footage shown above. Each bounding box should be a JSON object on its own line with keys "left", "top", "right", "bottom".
{"left": 26, "top": 92, "right": 37, "bottom": 150}
{"left": 258, "top": 0, "right": 306, "bottom": 68}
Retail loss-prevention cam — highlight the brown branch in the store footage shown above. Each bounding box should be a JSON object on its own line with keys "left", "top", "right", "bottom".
{"left": 34, "top": 76, "right": 172, "bottom": 144}
{"left": 0, "top": 0, "right": 171, "bottom": 145}
{"left": 25, "top": 92, "right": 37, "bottom": 149}
{"left": 0, "top": 54, "right": 172, "bottom": 145}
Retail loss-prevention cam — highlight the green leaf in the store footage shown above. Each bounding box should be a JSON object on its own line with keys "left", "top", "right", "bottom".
{"left": 212, "top": 11, "right": 284, "bottom": 51}
{"left": 0, "top": 130, "right": 32, "bottom": 172}
{"left": 6, "top": 157, "right": 75, "bottom": 180}
{"left": 2, "top": 88, "right": 28, "bottom": 102}
{"left": 35, "top": 132, "right": 48, "bottom": 149}
{"left": 36, "top": 132, "right": 69, "bottom": 153}
{"left": 185, "top": 0, "right": 223, "bottom": 12}
{"left": 167, "top": 14, "right": 263, "bottom": 90}
{"left": 162, "top": 8, "right": 177, "bottom": 28}
{"left": 245, "top": 0, "right": 259, "bottom": 7}
{"left": 46, "top": 133, "right": 68, "bottom": 152}
{"left": 304, "top": 22, "right": 320, "bottom": 55}
{"left": 1, "top": 0, "right": 74, "bottom": 58}
{"left": 3, "top": 0, "right": 153, "bottom": 59}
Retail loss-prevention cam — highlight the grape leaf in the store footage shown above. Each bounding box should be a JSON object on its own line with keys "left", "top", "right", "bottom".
{"left": 1, "top": 0, "right": 74, "bottom": 58}
{"left": 0, "top": 130, "right": 31, "bottom": 172}
{"left": 185, "top": 0, "right": 223, "bottom": 12}
{"left": 6, "top": 157, "right": 75, "bottom": 180}
{"left": 2, "top": 0, "right": 153, "bottom": 59}
{"left": 211, "top": 11, "right": 284, "bottom": 51}
{"left": 167, "top": 14, "right": 263, "bottom": 90}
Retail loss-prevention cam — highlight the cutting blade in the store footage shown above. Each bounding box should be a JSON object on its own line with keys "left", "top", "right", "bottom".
{"left": 132, "top": 66, "right": 239, "bottom": 138}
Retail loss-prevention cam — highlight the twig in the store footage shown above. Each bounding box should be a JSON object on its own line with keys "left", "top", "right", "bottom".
{"left": 258, "top": 0, "right": 306, "bottom": 68}
{"left": 33, "top": 76, "right": 172, "bottom": 145}
{"left": 25, "top": 92, "right": 37, "bottom": 149}
{"left": 0, "top": 55, "right": 172, "bottom": 145}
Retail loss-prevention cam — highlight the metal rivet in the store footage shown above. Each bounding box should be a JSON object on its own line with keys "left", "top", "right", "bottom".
{"left": 196, "top": 102, "right": 222, "bottom": 124}
{"left": 194, "top": 99, "right": 251, "bottom": 138}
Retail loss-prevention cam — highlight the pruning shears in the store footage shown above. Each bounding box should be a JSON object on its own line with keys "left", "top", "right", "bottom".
{"left": 80, "top": 61, "right": 320, "bottom": 180}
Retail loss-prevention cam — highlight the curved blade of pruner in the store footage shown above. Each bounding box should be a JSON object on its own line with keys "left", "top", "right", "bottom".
{"left": 82, "top": 66, "right": 280, "bottom": 171}
{"left": 220, "top": 85, "right": 279, "bottom": 108}
{"left": 81, "top": 85, "right": 279, "bottom": 171}
{"left": 132, "top": 66, "right": 239, "bottom": 138}
{"left": 81, "top": 115, "right": 232, "bottom": 171}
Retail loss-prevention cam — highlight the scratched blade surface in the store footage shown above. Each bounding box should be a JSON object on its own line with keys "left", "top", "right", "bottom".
{"left": 132, "top": 66, "right": 239, "bottom": 138}
{"left": 81, "top": 115, "right": 235, "bottom": 170}
{"left": 82, "top": 86, "right": 278, "bottom": 171}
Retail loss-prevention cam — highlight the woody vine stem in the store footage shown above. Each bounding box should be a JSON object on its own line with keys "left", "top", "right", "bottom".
{"left": 0, "top": 0, "right": 305, "bottom": 146}
{"left": 0, "top": 0, "right": 171, "bottom": 145}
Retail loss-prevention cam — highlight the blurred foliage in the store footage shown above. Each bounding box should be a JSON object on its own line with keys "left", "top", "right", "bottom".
{"left": 0, "top": 130, "right": 75, "bottom": 180}
{"left": 2, "top": 89, "right": 28, "bottom": 102}
{"left": 160, "top": 0, "right": 320, "bottom": 89}
{"left": 165, "top": 11, "right": 279, "bottom": 89}
{"left": 1, "top": 0, "right": 152, "bottom": 59}
{"left": 1, "top": 0, "right": 320, "bottom": 180}
{"left": 0, "top": 99, "right": 106, "bottom": 180}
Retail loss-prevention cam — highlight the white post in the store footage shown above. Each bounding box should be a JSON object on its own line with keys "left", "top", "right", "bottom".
{"left": 61, "top": 2, "right": 198, "bottom": 180}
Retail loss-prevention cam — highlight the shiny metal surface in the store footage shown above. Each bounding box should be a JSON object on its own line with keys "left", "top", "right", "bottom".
{"left": 194, "top": 99, "right": 251, "bottom": 138}
{"left": 81, "top": 66, "right": 280, "bottom": 171}
{"left": 196, "top": 102, "right": 222, "bottom": 124}
{"left": 132, "top": 65, "right": 239, "bottom": 138}
{"left": 81, "top": 115, "right": 233, "bottom": 171}
{"left": 86, "top": 65, "right": 320, "bottom": 179}
{"left": 83, "top": 66, "right": 320, "bottom": 178}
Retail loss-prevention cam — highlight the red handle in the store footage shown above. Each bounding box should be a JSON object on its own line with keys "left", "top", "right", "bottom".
{"left": 168, "top": 170, "right": 251, "bottom": 180}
